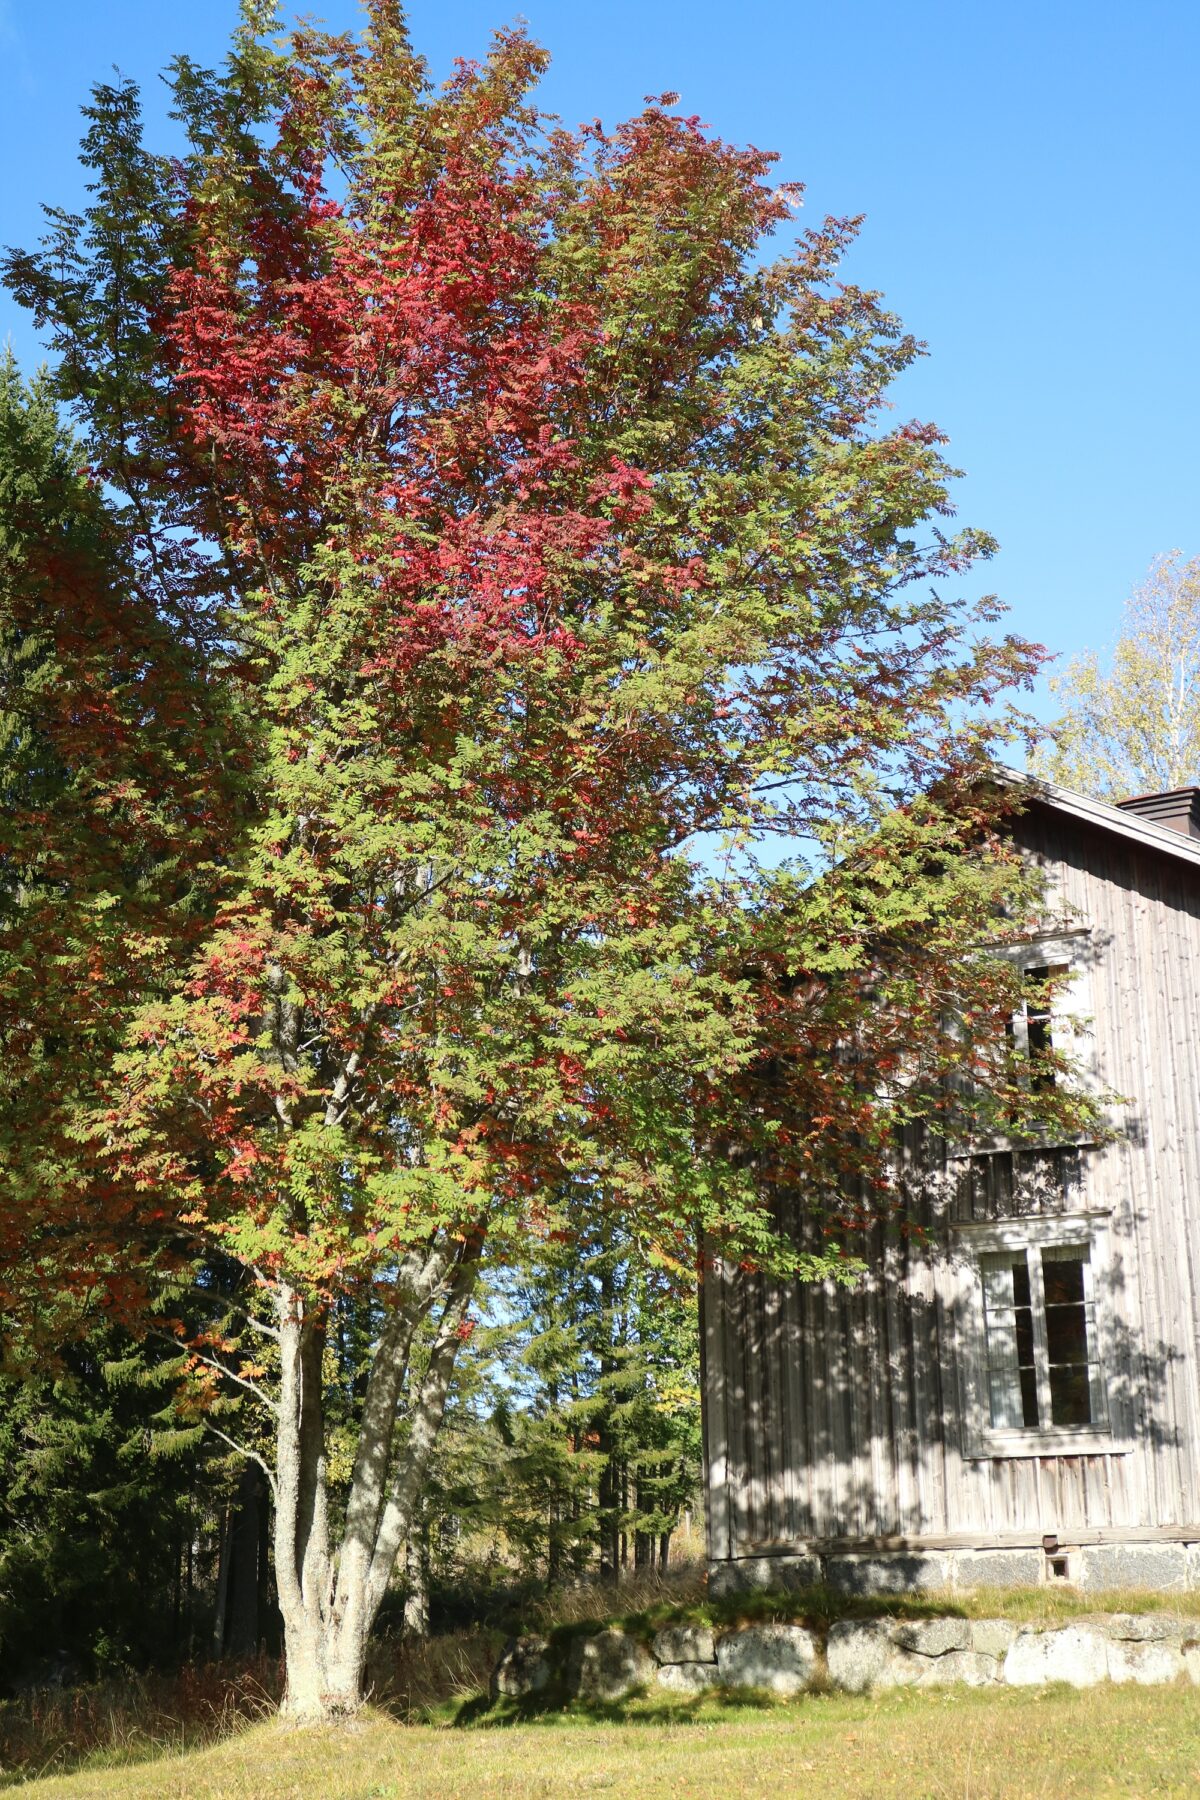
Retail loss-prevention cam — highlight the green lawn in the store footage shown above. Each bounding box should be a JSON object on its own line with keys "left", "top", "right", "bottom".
{"left": 14, "top": 1684, "right": 1200, "bottom": 1800}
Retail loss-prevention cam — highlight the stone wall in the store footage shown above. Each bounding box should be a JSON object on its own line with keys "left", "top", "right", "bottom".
{"left": 708, "top": 1540, "right": 1200, "bottom": 1598}
{"left": 493, "top": 1612, "right": 1200, "bottom": 1703}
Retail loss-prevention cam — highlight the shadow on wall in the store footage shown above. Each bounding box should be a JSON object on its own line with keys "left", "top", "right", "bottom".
{"left": 722, "top": 1109, "right": 1183, "bottom": 1549}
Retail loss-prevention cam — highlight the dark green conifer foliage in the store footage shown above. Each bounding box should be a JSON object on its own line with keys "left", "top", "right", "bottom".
{"left": 0, "top": 1331, "right": 212, "bottom": 1680}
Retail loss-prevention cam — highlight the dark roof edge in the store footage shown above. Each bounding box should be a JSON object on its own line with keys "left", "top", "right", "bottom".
{"left": 998, "top": 769, "right": 1200, "bottom": 870}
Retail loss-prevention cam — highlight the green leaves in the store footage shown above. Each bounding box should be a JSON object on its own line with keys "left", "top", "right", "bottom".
{"left": 1, "top": 8, "right": 1072, "bottom": 1336}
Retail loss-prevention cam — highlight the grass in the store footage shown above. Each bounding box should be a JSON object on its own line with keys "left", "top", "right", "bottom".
{"left": 0, "top": 1633, "right": 501, "bottom": 1788}
{"left": 10, "top": 1684, "right": 1200, "bottom": 1799}
{"left": 8, "top": 1575, "right": 1200, "bottom": 1794}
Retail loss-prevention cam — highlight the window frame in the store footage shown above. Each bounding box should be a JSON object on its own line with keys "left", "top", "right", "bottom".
{"left": 952, "top": 1212, "right": 1130, "bottom": 1459}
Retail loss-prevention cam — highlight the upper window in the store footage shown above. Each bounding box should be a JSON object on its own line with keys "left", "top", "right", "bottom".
{"left": 949, "top": 931, "right": 1099, "bottom": 1156}
{"left": 954, "top": 1213, "right": 1126, "bottom": 1458}
{"left": 1008, "top": 961, "right": 1070, "bottom": 1093}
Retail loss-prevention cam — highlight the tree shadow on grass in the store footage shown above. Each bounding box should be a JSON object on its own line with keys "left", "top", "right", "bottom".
{"left": 452, "top": 1683, "right": 793, "bottom": 1730}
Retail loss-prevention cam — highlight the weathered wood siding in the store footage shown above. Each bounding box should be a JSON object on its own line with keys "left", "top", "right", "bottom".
{"left": 703, "top": 804, "right": 1200, "bottom": 1556}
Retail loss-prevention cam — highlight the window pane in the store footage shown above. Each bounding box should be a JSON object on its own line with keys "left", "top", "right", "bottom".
{"left": 1045, "top": 1302, "right": 1090, "bottom": 1363}
{"left": 983, "top": 1262, "right": 1014, "bottom": 1309}
{"left": 982, "top": 1254, "right": 1039, "bottom": 1428}
{"left": 1048, "top": 1363, "right": 1092, "bottom": 1426}
{"left": 1043, "top": 1248, "right": 1094, "bottom": 1427}
{"left": 1012, "top": 1260, "right": 1031, "bottom": 1307}
{"left": 989, "top": 1370, "right": 1024, "bottom": 1430}
{"left": 1024, "top": 963, "right": 1067, "bottom": 1092}
{"left": 1043, "top": 1255, "right": 1085, "bottom": 1307}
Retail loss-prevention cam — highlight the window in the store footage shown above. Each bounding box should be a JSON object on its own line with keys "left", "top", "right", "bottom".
{"left": 954, "top": 1214, "right": 1126, "bottom": 1458}
{"left": 948, "top": 931, "right": 1099, "bottom": 1157}
{"left": 1001, "top": 935, "right": 1097, "bottom": 1108}
{"left": 1009, "top": 962, "right": 1069, "bottom": 1092}
{"left": 980, "top": 1243, "right": 1105, "bottom": 1429}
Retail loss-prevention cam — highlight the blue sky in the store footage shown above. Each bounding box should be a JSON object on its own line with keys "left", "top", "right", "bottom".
{"left": 2, "top": 0, "right": 1197, "bottom": 723}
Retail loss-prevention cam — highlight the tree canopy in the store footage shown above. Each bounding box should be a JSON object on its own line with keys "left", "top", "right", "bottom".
{"left": 0, "top": 0, "right": 1093, "bottom": 1718}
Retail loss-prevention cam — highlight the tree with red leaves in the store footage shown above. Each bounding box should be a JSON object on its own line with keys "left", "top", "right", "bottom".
{"left": 1, "top": 4, "right": 1095, "bottom": 1717}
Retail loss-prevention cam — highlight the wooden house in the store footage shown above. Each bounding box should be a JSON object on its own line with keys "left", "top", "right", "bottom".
{"left": 701, "top": 779, "right": 1200, "bottom": 1595}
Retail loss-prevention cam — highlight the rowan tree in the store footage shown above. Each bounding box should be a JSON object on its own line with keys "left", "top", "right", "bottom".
{"left": 1, "top": 2, "right": 1099, "bottom": 1718}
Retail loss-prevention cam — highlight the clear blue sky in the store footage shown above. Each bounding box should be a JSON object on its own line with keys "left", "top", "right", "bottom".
{"left": 2, "top": 0, "right": 1197, "bottom": 721}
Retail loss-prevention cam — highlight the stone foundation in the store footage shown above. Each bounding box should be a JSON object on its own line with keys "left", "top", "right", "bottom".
{"left": 493, "top": 1611, "right": 1200, "bottom": 1702}
{"left": 708, "top": 1540, "right": 1198, "bottom": 1598}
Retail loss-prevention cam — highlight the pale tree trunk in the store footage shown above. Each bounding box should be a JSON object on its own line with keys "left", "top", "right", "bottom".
{"left": 274, "top": 1285, "right": 335, "bottom": 1715}
{"left": 269, "top": 1240, "right": 480, "bottom": 1719}
{"left": 402, "top": 1533, "right": 429, "bottom": 1639}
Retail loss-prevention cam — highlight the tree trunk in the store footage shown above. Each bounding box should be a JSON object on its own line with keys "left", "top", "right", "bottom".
{"left": 270, "top": 1246, "right": 479, "bottom": 1719}
{"left": 185, "top": 1527, "right": 195, "bottom": 1658}
{"left": 597, "top": 1446, "right": 618, "bottom": 1581}
{"left": 275, "top": 1286, "right": 339, "bottom": 1717}
{"left": 228, "top": 1464, "right": 264, "bottom": 1656}
{"left": 211, "top": 1505, "right": 232, "bottom": 1657}
{"left": 402, "top": 1533, "right": 429, "bottom": 1639}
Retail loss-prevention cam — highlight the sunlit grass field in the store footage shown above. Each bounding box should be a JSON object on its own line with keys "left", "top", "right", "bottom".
{"left": 9, "top": 1581, "right": 1200, "bottom": 1797}
{"left": 13, "top": 1683, "right": 1200, "bottom": 1800}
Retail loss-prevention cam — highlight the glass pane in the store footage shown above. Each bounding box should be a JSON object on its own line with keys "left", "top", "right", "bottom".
{"left": 1043, "top": 1247, "right": 1094, "bottom": 1427}
{"left": 1024, "top": 964, "right": 1067, "bottom": 1092}
{"left": 982, "top": 1253, "right": 1039, "bottom": 1429}
{"left": 982, "top": 1261, "right": 1015, "bottom": 1309}
{"left": 1045, "top": 1302, "right": 1089, "bottom": 1363}
{"left": 989, "top": 1370, "right": 1025, "bottom": 1431}
{"left": 1043, "top": 1254, "right": 1085, "bottom": 1306}
{"left": 1049, "top": 1363, "right": 1092, "bottom": 1426}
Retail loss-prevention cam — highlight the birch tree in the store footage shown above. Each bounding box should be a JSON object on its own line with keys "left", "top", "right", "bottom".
{"left": 1037, "top": 551, "right": 1200, "bottom": 798}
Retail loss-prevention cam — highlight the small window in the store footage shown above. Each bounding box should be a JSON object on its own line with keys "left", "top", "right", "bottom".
{"left": 1019, "top": 963, "right": 1069, "bottom": 1092}
{"left": 955, "top": 1214, "right": 1125, "bottom": 1458}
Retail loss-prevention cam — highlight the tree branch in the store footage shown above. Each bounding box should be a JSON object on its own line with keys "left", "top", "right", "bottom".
{"left": 149, "top": 1330, "right": 279, "bottom": 1412}
{"left": 203, "top": 1422, "right": 278, "bottom": 1501}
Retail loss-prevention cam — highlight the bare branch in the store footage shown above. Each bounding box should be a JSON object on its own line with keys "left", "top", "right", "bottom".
{"left": 204, "top": 1423, "right": 278, "bottom": 1501}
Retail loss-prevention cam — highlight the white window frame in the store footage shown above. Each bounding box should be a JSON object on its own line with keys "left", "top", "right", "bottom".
{"left": 947, "top": 928, "right": 1100, "bottom": 1158}
{"left": 952, "top": 1212, "right": 1129, "bottom": 1459}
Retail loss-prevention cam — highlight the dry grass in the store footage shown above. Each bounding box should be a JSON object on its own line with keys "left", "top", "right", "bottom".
{"left": 11, "top": 1683, "right": 1200, "bottom": 1799}
{"left": 8, "top": 1571, "right": 1200, "bottom": 1792}
{"left": 365, "top": 1628, "right": 503, "bottom": 1719}
{"left": 522, "top": 1562, "right": 709, "bottom": 1630}
{"left": 0, "top": 1658, "right": 281, "bottom": 1788}
{"left": 0, "top": 1633, "right": 503, "bottom": 1788}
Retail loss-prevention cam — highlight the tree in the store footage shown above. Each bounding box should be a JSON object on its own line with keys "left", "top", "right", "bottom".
{"left": 481, "top": 1217, "right": 702, "bottom": 1584}
{"left": 0, "top": 1331, "right": 198, "bottom": 1684}
{"left": 0, "top": 351, "right": 231, "bottom": 1343}
{"left": 2, "top": 3, "right": 1096, "bottom": 1719}
{"left": 1036, "top": 550, "right": 1200, "bottom": 798}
